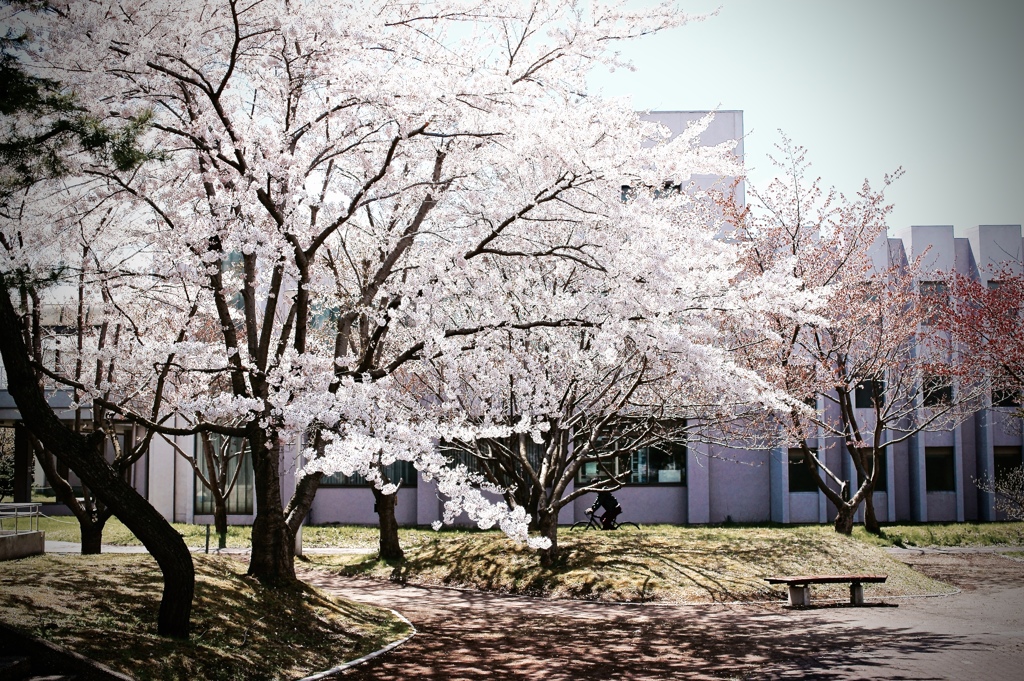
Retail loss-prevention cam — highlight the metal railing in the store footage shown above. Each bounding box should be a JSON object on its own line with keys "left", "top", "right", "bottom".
{"left": 0, "top": 503, "right": 42, "bottom": 535}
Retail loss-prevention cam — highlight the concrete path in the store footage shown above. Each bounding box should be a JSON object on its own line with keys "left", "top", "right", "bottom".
{"left": 303, "top": 551, "right": 1024, "bottom": 680}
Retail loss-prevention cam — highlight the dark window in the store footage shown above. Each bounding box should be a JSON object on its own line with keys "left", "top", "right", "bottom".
{"left": 321, "top": 460, "right": 418, "bottom": 487}
{"left": 988, "top": 280, "right": 1020, "bottom": 318}
{"left": 920, "top": 280, "right": 948, "bottom": 326}
{"left": 438, "top": 437, "right": 544, "bottom": 485}
{"left": 788, "top": 448, "right": 819, "bottom": 493}
{"left": 628, "top": 442, "right": 686, "bottom": 485}
{"left": 992, "top": 388, "right": 1021, "bottom": 408}
{"left": 925, "top": 447, "right": 956, "bottom": 492}
{"left": 922, "top": 375, "right": 953, "bottom": 407}
{"left": 994, "top": 446, "right": 1023, "bottom": 480}
{"left": 855, "top": 379, "right": 885, "bottom": 409}
{"left": 578, "top": 440, "right": 686, "bottom": 486}
{"left": 194, "top": 435, "right": 254, "bottom": 514}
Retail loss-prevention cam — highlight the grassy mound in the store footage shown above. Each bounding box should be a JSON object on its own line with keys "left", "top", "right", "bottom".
{"left": 853, "top": 522, "right": 1024, "bottom": 548}
{"left": 0, "top": 553, "right": 410, "bottom": 680}
{"left": 307, "top": 525, "right": 954, "bottom": 603}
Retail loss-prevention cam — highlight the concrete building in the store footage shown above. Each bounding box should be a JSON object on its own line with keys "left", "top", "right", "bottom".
{"left": 2, "top": 112, "right": 1021, "bottom": 529}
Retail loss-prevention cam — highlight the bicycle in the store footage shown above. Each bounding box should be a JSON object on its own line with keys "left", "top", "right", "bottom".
{"left": 569, "top": 511, "right": 640, "bottom": 531}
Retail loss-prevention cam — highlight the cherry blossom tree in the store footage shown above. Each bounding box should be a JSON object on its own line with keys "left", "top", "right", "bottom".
{"left": 937, "top": 269, "right": 1024, "bottom": 522}
{"left": 1, "top": 1, "right": 195, "bottom": 638}
{"left": 10, "top": 0, "right": 752, "bottom": 587}
{"left": 723, "top": 137, "right": 985, "bottom": 534}
{"left": 938, "top": 270, "right": 1024, "bottom": 414}
{"left": 976, "top": 465, "right": 1024, "bottom": 520}
{"left": 386, "top": 177, "right": 812, "bottom": 564}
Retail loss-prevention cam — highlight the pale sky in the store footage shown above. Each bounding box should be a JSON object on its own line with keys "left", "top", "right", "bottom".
{"left": 588, "top": 0, "right": 1024, "bottom": 240}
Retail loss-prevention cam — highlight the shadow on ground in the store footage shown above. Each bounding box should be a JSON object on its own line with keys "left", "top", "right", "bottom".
{"left": 302, "top": 571, "right": 962, "bottom": 681}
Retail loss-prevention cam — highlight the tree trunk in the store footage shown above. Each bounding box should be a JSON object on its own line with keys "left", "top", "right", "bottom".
{"left": 833, "top": 504, "right": 855, "bottom": 535}
{"left": 34, "top": 440, "right": 105, "bottom": 554}
{"left": 79, "top": 516, "right": 104, "bottom": 554}
{"left": 537, "top": 508, "right": 560, "bottom": 567}
{"left": 371, "top": 486, "right": 404, "bottom": 561}
{"left": 862, "top": 489, "right": 881, "bottom": 535}
{"left": 247, "top": 431, "right": 296, "bottom": 584}
{"left": 213, "top": 499, "right": 228, "bottom": 550}
{"left": 0, "top": 289, "right": 194, "bottom": 638}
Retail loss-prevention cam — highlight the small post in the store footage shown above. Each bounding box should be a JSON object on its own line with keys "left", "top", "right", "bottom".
{"left": 205, "top": 524, "right": 210, "bottom": 554}
{"left": 788, "top": 585, "right": 810, "bottom": 607}
{"left": 850, "top": 582, "right": 864, "bottom": 606}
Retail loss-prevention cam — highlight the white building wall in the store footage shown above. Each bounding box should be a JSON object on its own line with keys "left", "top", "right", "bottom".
{"left": 147, "top": 430, "right": 178, "bottom": 522}
{"left": 708, "top": 446, "right": 770, "bottom": 523}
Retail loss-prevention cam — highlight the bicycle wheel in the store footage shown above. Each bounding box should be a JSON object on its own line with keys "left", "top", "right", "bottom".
{"left": 616, "top": 522, "right": 641, "bottom": 530}
{"left": 570, "top": 521, "right": 595, "bottom": 530}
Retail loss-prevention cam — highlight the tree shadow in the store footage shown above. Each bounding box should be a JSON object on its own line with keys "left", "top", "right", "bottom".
{"left": 322, "top": 583, "right": 968, "bottom": 681}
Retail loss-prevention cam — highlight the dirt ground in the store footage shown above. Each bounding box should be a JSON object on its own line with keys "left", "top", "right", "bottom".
{"left": 302, "top": 549, "right": 1024, "bottom": 680}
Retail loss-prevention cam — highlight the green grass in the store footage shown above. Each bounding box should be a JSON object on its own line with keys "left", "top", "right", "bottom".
{"left": 34, "top": 516, "right": 389, "bottom": 549}
{"left": 35, "top": 515, "right": 256, "bottom": 548}
{"left": 852, "top": 522, "right": 1024, "bottom": 548}
{"left": 305, "top": 524, "right": 953, "bottom": 604}
{"left": 34, "top": 517, "right": 1019, "bottom": 605}
{"left": 0, "top": 553, "right": 410, "bottom": 681}
{"left": 38, "top": 515, "right": 1023, "bottom": 551}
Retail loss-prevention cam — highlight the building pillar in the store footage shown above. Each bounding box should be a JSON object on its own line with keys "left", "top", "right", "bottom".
{"left": 885, "top": 429, "right": 896, "bottom": 523}
{"left": 976, "top": 406, "right": 995, "bottom": 521}
{"left": 909, "top": 433, "right": 928, "bottom": 522}
{"left": 686, "top": 441, "right": 711, "bottom": 524}
{"left": 841, "top": 444, "right": 862, "bottom": 523}
{"left": 818, "top": 421, "right": 829, "bottom": 524}
{"left": 954, "top": 422, "right": 966, "bottom": 522}
{"left": 416, "top": 470, "right": 441, "bottom": 526}
{"left": 769, "top": 442, "right": 789, "bottom": 524}
{"left": 147, "top": 428, "right": 177, "bottom": 521}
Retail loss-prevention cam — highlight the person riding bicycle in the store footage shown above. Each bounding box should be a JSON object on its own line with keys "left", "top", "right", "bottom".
{"left": 586, "top": 490, "right": 623, "bottom": 530}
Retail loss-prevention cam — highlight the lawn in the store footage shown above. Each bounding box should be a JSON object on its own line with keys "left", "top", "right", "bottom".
{"left": 304, "top": 524, "right": 955, "bottom": 604}
{"left": 852, "top": 522, "right": 1024, "bottom": 548}
{"left": 35, "top": 517, "right": 1021, "bottom": 606}
{"left": 0, "top": 553, "right": 410, "bottom": 681}
{"left": 34, "top": 515, "right": 383, "bottom": 550}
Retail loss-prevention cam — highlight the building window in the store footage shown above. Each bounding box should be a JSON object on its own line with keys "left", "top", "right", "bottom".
{"left": 919, "top": 280, "right": 948, "bottom": 326}
{"left": 578, "top": 441, "right": 687, "bottom": 486}
{"left": 992, "top": 388, "right": 1020, "bottom": 408}
{"left": 925, "top": 447, "right": 956, "bottom": 492}
{"left": 994, "top": 446, "right": 1023, "bottom": 480}
{"left": 870, "top": 448, "right": 888, "bottom": 493}
{"left": 194, "top": 435, "right": 254, "bottom": 514}
{"left": 321, "top": 460, "right": 418, "bottom": 487}
{"left": 629, "top": 442, "right": 686, "bottom": 484}
{"left": 436, "top": 437, "right": 545, "bottom": 487}
{"left": 855, "top": 379, "right": 885, "bottom": 409}
{"left": 987, "top": 279, "right": 1020, "bottom": 317}
{"left": 788, "top": 448, "right": 819, "bottom": 493}
{"left": 922, "top": 375, "right": 953, "bottom": 407}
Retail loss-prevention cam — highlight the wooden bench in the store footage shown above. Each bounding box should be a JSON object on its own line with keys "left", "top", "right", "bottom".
{"left": 765, "top": 574, "right": 887, "bottom": 606}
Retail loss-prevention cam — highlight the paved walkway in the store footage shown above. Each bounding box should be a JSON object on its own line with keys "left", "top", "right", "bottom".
{"left": 302, "top": 551, "right": 1024, "bottom": 680}
{"left": 43, "top": 541, "right": 1024, "bottom": 678}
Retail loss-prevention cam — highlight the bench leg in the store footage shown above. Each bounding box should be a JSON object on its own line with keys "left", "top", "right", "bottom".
{"left": 788, "top": 585, "right": 810, "bottom": 606}
{"left": 850, "top": 583, "right": 864, "bottom": 605}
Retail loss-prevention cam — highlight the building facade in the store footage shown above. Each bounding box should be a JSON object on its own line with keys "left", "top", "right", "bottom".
{"left": 3, "top": 112, "right": 1021, "bottom": 529}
